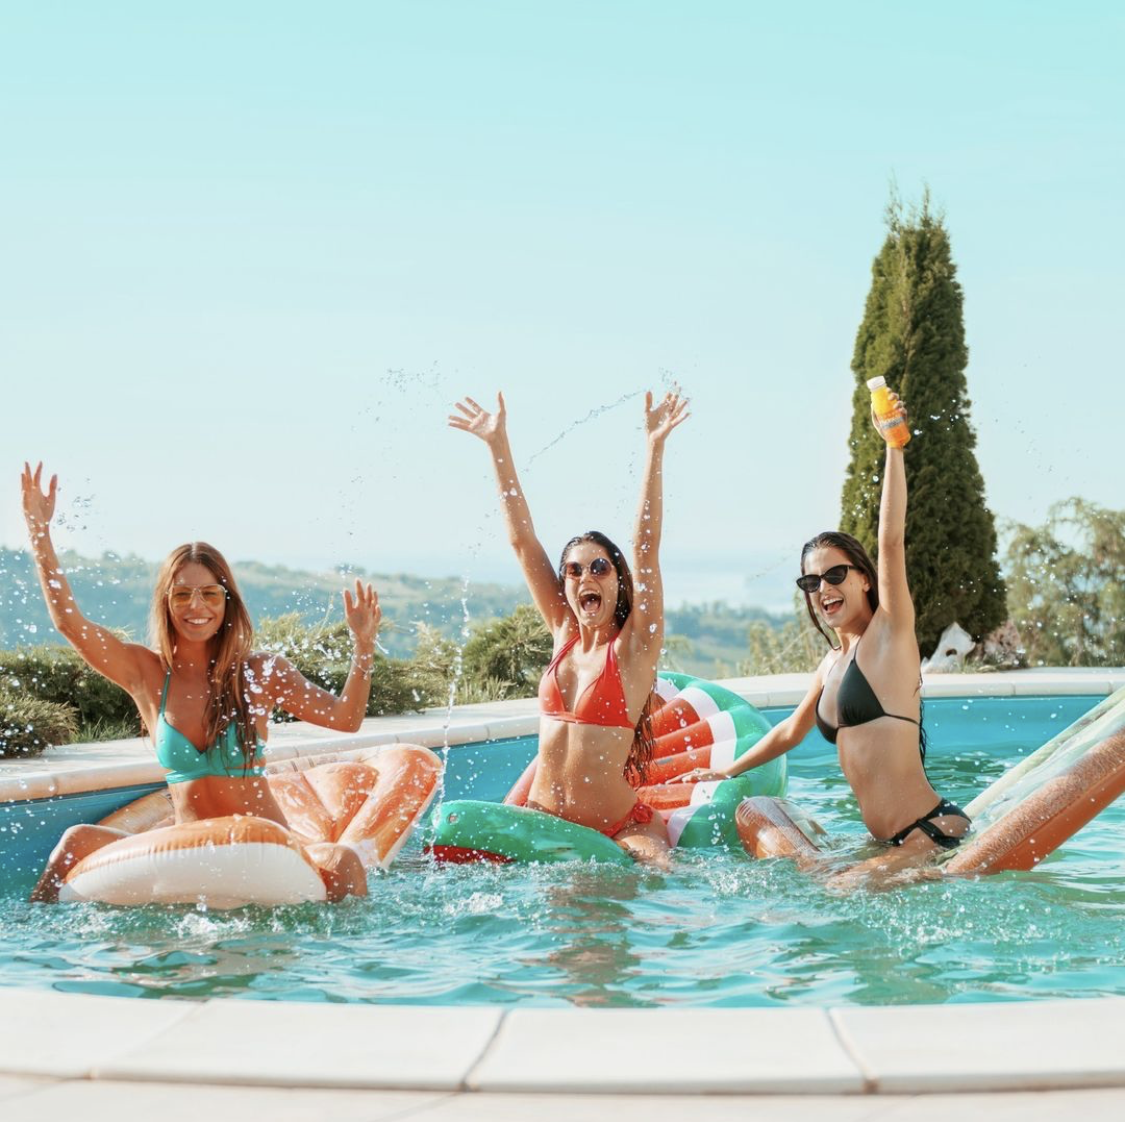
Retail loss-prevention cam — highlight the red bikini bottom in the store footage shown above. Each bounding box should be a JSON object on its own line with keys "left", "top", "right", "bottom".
{"left": 601, "top": 801, "right": 655, "bottom": 838}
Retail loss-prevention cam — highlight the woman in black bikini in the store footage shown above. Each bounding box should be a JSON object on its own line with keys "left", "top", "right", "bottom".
{"left": 677, "top": 390, "right": 970, "bottom": 878}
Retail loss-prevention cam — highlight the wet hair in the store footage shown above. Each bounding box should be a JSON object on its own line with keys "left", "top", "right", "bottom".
{"left": 800, "top": 531, "right": 927, "bottom": 761}
{"left": 799, "top": 531, "right": 879, "bottom": 650}
{"left": 150, "top": 542, "right": 258, "bottom": 768}
{"left": 558, "top": 531, "right": 655, "bottom": 785}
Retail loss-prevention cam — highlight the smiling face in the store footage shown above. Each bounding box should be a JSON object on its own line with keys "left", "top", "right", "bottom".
{"left": 167, "top": 560, "right": 228, "bottom": 644}
{"left": 561, "top": 540, "right": 621, "bottom": 630}
{"left": 801, "top": 545, "right": 873, "bottom": 633}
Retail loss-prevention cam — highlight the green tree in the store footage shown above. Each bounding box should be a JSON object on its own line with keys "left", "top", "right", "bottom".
{"left": 841, "top": 191, "right": 1007, "bottom": 653}
{"left": 1004, "top": 499, "right": 1125, "bottom": 667}
{"left": 460, "top": 604, "right": 553, "bottom": 698}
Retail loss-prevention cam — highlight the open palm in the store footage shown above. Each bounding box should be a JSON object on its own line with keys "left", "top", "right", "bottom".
{"left": 21, "top": 462, "right": 57, "bottom": 529}
{"left": 448, "top": 394, "right": 507, "bottom": 446}
{"left": 645, "top": 390, "right": 690, "bottom": 445}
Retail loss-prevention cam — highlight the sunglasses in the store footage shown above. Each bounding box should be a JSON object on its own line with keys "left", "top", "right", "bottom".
{"left": 563, "top": 557, "right": 614, "bottom": 580}
{"left": 795, "top": 564, "right": 859, "bottom": 594}
{"left": 168, "top": 584, "right": 227, "bottom": 608}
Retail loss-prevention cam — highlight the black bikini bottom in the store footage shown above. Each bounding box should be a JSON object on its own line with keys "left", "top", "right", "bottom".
{"left": 887, "top": 798, "right": 970, "bottom": 850}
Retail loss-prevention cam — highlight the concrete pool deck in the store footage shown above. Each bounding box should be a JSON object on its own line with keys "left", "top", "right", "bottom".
{"left": 2, "top": 667, "right": 1125, "bottom": 1117}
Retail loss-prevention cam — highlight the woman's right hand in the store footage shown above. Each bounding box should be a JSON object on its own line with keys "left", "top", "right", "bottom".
{"left": 448, "top": 393, "right": 507, "bottom": 447}
{"left": 668, "top": 767, "right": 726, "bottom": 784}
{"left": 21, "top": 462, "right": 57, "bottom": 533}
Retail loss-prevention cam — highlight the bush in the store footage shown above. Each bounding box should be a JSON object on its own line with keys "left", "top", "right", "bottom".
{"left": 257, "top": 614, "right": 452, "bottom": 716}
{"left": 460, "top": 604, "right": 553, "bottom": 699}
{"left": 738, "top": 598, "right": 828, "bottom": 676}
{"left": 0, "top": 645, "right": 137, "bottom": 733}
{"left": 0, "top": 689, "right": 78, "bottom": 758}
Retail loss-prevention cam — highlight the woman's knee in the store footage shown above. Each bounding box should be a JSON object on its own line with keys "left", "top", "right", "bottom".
{"left": 51, "top": 824, "right": 121, "bottom": 861}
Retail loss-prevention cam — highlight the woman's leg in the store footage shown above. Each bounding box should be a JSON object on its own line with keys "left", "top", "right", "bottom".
{"left": 304, "top": 842, "right": 369, "bottom": 901}
{"left": 736, "top": 796, "right": 825, "bottom": 868}
{"left": 614, "top": 810, "right": 672, "bottom": 871}
{"left": 30, "top": 824, "right": 129, "bottom": 903}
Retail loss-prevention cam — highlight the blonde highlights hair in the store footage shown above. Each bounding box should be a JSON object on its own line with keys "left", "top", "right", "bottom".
{"left": 150, "top": 542, "right": 258, "bottom": 766}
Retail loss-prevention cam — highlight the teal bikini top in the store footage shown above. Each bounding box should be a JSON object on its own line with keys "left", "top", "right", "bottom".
{"left": 155, "top": 671, "right": 266, "bottom": 785}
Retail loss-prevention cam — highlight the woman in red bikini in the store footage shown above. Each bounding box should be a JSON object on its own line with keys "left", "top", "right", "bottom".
{"left": 677, "top": 391, "right": 970, "bottom": 882}
{"left": 449, "top": 390, "right": 689, "bottom": 866}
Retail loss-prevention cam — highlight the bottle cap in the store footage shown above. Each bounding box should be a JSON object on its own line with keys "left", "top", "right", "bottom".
{"left": 866, "top": 376, "right": 887, "bottom": 391}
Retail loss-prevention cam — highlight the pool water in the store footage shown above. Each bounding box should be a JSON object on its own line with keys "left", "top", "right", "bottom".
{"left": 2, "top": 694, "right": 1123, "bottom": 1008}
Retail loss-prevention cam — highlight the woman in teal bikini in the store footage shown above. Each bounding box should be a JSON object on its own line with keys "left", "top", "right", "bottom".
{"left": 21, "top": 463, "right": 380, "bottom": 902}
{"left": 677, "top": 393, "right": 970, "bottom": 880}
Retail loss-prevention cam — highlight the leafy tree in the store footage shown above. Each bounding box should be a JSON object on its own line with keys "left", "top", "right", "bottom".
{"left": 1004, "top": 499, "right": 1125, "bottom": 667}
{"left": 460, "top": 604, "right": 553, "bottom": 699}
{"left": 738, "top": 595, "right": 828, "bottom": 676}
{"left": 841, "top": 191, "right": 1007, "bottom": 653}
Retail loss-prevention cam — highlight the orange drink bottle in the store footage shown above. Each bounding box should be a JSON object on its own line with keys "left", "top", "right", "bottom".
{"left": 866, "top": 376, "right": 911, "bottom": 448}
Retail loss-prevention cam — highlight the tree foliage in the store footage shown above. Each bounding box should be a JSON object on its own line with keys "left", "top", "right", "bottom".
{"left": 1004, "top": 499, "right": 1125, "bottom": 667}
{"left": 840, "top": 191, "right": 1007, "bottom": 653}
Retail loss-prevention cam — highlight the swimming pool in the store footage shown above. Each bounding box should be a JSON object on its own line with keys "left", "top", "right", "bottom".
{"left": 2, "top": 689, "right": 1122, "bottom": 1009}
{"left": 0, "top": 693, "right": 1120, "bottom": 1008}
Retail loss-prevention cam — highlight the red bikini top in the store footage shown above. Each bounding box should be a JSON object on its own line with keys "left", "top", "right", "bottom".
{"left": 538, "top": 635, "right": 633, "bottom": 730}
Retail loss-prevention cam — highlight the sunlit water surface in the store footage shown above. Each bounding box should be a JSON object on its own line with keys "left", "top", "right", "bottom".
{"left": 2, "top": 700, "right": 1123, "bottom": 1007}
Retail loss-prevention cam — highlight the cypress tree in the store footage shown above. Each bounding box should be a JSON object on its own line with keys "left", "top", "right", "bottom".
{"left": 840, "top": 191, "right": 1007, "bottom": 655}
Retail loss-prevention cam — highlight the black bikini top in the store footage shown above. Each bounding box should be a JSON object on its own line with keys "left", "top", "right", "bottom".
{"left": 815, "top": 638, "right": 925, "bottom": 758}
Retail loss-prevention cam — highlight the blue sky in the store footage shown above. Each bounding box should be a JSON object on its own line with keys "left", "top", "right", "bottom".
{"left": 2, "top": 2, "right": 1121, "bottom": 609}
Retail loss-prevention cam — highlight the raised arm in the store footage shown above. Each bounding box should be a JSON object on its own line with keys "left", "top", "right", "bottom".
{"left": 873, "top": 392, "right": 914, "bottom": 628}
{"left": 625, "top": 390, "right": 689, "bottom": 652}
{"left": 259, "top": 579, "right": 379, "bottom": 732}
{"left": 20, "top": 463, "right": 152, "bottom": 697}
{"left": 449, "top": 393, "right": 568, "bottom": 632}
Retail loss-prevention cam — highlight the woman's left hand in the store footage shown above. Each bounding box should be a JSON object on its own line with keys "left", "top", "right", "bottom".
{"left": 667, "top": 766, "right": 724, "bottom": 784}
{"left": 343, "top": 580, "right": 381, "bottom": 648}
{"left": 645, "top": 389, "right": 690, "bottom": 446}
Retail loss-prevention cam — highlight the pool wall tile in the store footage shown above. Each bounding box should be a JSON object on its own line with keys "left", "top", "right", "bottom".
{"left": 404, "top": 723, "right": 493, "bottom": 751}
{"left": 0, "top": 990, "right": 195, "bottom": 1079}
{"left": 467, "top": 1008, "right": 865, "bottom": 1093}
{"left": 831, "top": 998, "right": 1125, "bottom": 1092}
{"left": 97, "top": 999, "right": 503, "bottom": 1089}
{"left": 482, "top": 717, "right": 539, "bottom": 742}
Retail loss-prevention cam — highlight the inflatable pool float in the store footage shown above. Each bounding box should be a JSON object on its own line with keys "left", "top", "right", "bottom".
{"left": 948, "top": 685, "right": 1125, "bottom": 875}
{"left": 430, "top": 674, "right": 784, "bottom": 864}
{"left": 57, "top": 744, "right": 442, "bottom": 907}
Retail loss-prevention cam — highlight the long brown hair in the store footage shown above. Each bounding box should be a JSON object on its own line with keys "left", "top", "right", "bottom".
{"left": 558, "top": 531, "right": 656, "bottom": 785}
{"left": 799, "top": 531, "right": 879, "bottom": 650}
{"left": 150, "top": 542, "right": 258, "bottom": 768}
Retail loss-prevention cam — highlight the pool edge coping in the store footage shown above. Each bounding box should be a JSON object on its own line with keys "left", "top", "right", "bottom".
{"left": 4, "top": 989, "right": 1125, "bottom": 1095}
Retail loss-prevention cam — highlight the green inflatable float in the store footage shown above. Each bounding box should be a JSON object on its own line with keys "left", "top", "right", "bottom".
{"left": 430, "top": 673, "right": 786, "bottom": 864}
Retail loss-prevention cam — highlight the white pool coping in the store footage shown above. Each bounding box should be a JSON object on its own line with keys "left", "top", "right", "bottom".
{"left": 3, "top": 667, "right": 1125, "bottom": 1111}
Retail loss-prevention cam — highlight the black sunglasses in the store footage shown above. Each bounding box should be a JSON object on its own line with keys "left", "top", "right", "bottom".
{"left": 563, "top": 557, "right": 614, "bottom": 580}
{"left": 795, "top": 564, "right": 859, "bottom": 593}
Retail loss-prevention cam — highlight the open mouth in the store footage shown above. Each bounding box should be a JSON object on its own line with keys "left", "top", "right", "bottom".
{"left": 578, "top": 592, "right": 602, "bottom": 617}
{"left": 821, "top": 596, "right": 843, "bottom": 616}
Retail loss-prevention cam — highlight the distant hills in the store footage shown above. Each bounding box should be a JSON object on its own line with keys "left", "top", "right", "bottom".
{"left": 0, "top": 548, "right": 787, "bottom": 676}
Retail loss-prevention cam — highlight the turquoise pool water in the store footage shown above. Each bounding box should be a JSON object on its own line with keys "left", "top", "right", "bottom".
{"left": 1, "top": 694, "right": 1122, "bottom": 1008}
